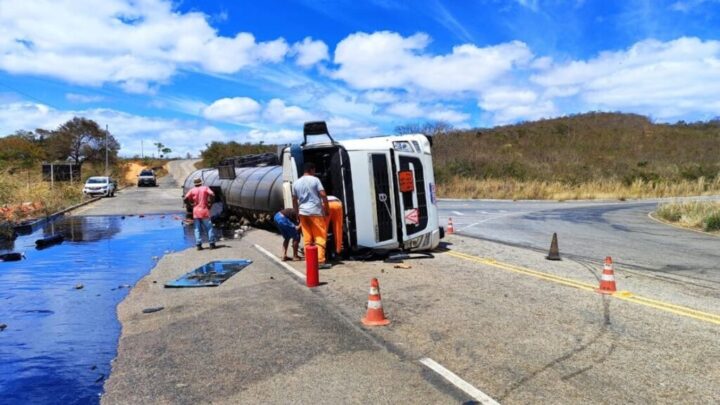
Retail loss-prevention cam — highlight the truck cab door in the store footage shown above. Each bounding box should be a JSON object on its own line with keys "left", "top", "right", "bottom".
{"left": 392, "top": 141, "right": 430, "bottom": 245}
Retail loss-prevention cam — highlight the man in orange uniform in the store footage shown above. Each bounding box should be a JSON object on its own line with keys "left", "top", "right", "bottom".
{"left": 184, "top": 177, "right": 217, "bottom": 250}
{"left": 292, "top": 163, "right": 331, "bottom": 269}
{"left": 325, "top": 195, "right": 344, "bottom": 256}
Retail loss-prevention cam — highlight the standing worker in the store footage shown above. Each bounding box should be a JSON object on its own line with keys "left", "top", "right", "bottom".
{"left": 292, "top": 162, "right": 331, "bottom": 269}
{"left": 273, "top": 207, "right": 302, "bottom": 261}
{"left": 325, "top": 195, "right": 344, "bottom": 258}
{"left": 184, "top": 177, "right": 217, "bottom": 250}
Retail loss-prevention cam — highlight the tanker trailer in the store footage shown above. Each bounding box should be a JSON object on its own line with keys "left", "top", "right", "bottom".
{"left": 183, "top": 164, "right": 284, "bottom": 224}
{"left": 184, "top": 121, "right": 443, "bottom": 253}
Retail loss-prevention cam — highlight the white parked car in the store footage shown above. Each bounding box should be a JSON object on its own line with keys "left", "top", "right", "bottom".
{"left": 83, "top": 176, "right": 116, "bottom": 197}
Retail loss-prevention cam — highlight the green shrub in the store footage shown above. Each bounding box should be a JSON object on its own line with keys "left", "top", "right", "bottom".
{"left": 704, "top": 212, "right": 720, "bottom": 232}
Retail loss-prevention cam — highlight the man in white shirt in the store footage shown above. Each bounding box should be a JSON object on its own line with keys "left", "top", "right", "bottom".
{"left": 292, "top": 162, "right": 331, "bottom": 269}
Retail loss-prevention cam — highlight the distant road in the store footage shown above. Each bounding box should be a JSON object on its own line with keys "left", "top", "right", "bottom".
{"left": 439, "top": 198, "right": 720, "bottom": 286}
{"left": 166, "top": 159, "right": 200, "bottom": 186}
{"left": 72, "top": 159, "right": 200, "bottom": 216}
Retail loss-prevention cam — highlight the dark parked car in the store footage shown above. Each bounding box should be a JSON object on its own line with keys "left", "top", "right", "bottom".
{"left": 137, "top": 169, "right": 157, "bottom": 187}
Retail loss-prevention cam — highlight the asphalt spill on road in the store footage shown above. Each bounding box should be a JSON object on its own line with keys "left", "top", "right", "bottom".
{"left": 0, "top": 215, "right": 195, "bottom": 404}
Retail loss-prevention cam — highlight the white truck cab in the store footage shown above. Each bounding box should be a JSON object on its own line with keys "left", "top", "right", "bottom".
{"left": 279, "top": 122, "right": 441, "bottom": 252}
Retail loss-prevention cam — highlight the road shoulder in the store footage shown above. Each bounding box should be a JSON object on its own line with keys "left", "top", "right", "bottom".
{"left": 101, "top": 231, "right": 458, "bottom": 404}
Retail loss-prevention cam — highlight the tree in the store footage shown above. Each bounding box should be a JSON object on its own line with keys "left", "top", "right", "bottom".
{"left": 0, "top": 134, "right": 46, "bottom": 169}
{"left": 45, "top": 117, "right": 119, "bottom": 165}
{"left": 161, "top": 147, "right": 172, "bottom": 158}
{"left": 200, "top": 141, "right": 276, "bottom": 167}
{"left": 153, "top": 142, "right": 164, "bottom": 158}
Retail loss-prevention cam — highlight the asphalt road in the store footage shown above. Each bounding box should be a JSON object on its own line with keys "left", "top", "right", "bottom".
{"left": 439, "top": 198, "right": 720, "bottom": 286}
{"left": 73, "top": 159, "right": 198, "bottom": 216}
{"left": 88, "top": 163, "right": 719, "bottom": 403}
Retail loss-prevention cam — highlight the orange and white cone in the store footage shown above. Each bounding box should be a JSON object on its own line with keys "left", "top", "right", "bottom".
{"left": 362, "top": 278, "right": 390, "bottom": 326}
{"left": 596, "top": 256, "right": 617, "bottom": 294}
{"left": 447, "top": 217, "right": 454, "bottom": 234}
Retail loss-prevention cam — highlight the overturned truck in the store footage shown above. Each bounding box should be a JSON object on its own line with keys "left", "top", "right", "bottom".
{"left": 184, "top": 121, "right": 443, "bottom": 254}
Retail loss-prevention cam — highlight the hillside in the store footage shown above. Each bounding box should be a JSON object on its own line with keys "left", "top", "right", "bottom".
{"left": 432, "top": 112, "right": 720, "bottom": 199}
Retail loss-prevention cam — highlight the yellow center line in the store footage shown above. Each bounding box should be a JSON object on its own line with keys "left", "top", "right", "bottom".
{"left": 446, "top": 250, "right": 720, "bottom": 326}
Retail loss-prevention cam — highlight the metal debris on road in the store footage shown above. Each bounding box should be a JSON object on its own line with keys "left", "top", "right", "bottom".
{"left": 164, "top": 260, "right": 253, "bottom": 288}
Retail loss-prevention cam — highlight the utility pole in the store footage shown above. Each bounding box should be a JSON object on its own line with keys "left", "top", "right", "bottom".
{"left": 141, "top": 139, "right": 144, "bottom": 159}
{"left": 105, "top": 124, "right": 109, "bottom": 176}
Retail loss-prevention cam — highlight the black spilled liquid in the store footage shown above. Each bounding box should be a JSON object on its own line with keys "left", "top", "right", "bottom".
{"left": 0, "top": 215, "right": 195, "bottom": 404}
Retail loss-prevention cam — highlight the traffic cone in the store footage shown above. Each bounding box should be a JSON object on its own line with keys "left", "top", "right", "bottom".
{"left": 596, "top": 256, "right": 617, "bottom": 294}
{"left": 546, "top": 233, "right": 561, "bottom": 261}
{"left": 362, "top": 278, "right": 390, "bottom": 326}
{"left": 447, "top": 217, "right": 454, "bottom": 234}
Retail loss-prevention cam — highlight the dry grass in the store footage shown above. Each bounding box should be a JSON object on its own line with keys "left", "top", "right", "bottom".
{"left": 655, "top": 201, "right": 720, "bottom": 232}
{"left": 433, "top": 112, "right": 720, "bottom": 200}
{"left": 0, "top": 162, "right": 131, "bottom": 221}
{"left": 0, "top": 170, "right": 84, "bottom": 219}
{"left": 438, "top": 176, "right": 720, "bottom": 201}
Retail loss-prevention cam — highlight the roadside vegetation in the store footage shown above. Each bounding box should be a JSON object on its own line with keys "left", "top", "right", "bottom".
{"left": 655, "top": 201, "right": 720, "bottom": 233}
{"left": 429, "top": 112, "right": 720, "bottom": 200}
{"left": 199, "top": 141, "right": 275, "bottom": 168}
{"left": 0, "top": 117, "right": 168, "bottom": 223}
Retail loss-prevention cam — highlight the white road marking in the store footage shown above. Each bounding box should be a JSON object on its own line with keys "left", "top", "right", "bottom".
{"left": 419, "top": 358, "right": 500, "bottom": 404}
{"left": 452, "top": 210, "right": 465, "bottom": 216}
{"left": 254, "top": 244, "right": 306, "bottom": 280}
{"left": 451, "top": 211, "right": 528, "bottom": 232}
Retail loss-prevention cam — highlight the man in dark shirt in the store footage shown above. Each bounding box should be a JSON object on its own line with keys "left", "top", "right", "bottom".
{"left": 273, "top": 207, "right": 302, "bottom": 261}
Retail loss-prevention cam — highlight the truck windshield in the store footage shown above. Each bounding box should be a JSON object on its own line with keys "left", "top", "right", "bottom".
{"left": 140, "top": 171, "right": 153, "bottom": 176}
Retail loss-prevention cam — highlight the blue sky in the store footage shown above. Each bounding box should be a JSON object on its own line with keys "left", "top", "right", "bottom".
{"left": 1, "top": 0, "right": 720, "bottom": 157}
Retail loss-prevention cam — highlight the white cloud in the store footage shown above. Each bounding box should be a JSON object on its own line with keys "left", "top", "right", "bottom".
{"left": 386, "top": 101, "right": 470, "bottom": 124}
{"left": 0, "top": 0, "right": 290, "bottom": 91}
{"left": 428, "top": 109, "right": 470, "bottom": 123}
{"left": 202, "top": 97, "right": 261, "bottom": 123}
{"left": 479, "top": 87, "right": 557, "bottom": 124}
{"left": 668, "top": 0, "right": 716, "bottom": 12}
{"left": 318, "top": 92, "right": 377, "bottom": 121}
{"left": 531, "top": 37, "right": 720, "bottom": 120}
{"left": 386, "top": 102, "right": 425, "bottom": 118}
{"left": 326, "top": 116, "right": 381, "bottom": 138}
{"left": 291, "top": 37, "right": 329, "bottom": 67}
{"left": 66, "top": 93, "right": 105, "bottom": 103}
{"left": 332, "top": 31, "right": 533, "bottom": 94}
{"left": 516, "top": 0, "right": 540, "bottom": 11}
{"left": 263, "top": 99, "right": 315, "bottom": 124}
{"left": 362, "top": 90, "right": 399, "bottom": 104}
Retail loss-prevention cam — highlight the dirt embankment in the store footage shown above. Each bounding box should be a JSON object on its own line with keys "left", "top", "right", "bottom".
{"left": 123, "top": 162, "right": 147, "bottom": 184}
{"left": 122, "top": 161, "right": 168, "bottom": 185}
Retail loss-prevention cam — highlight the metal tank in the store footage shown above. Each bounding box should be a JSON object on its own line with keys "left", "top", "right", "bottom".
{"left": 184, "top": 166, "right": 284, "bottom": 220}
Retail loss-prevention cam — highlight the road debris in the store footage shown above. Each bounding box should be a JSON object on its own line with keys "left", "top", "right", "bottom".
{"left": 0, "top": 252, "right": 24, "bottom": 262}
{"left": 142, "top": 306, "right": 164, "bottom": 314}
